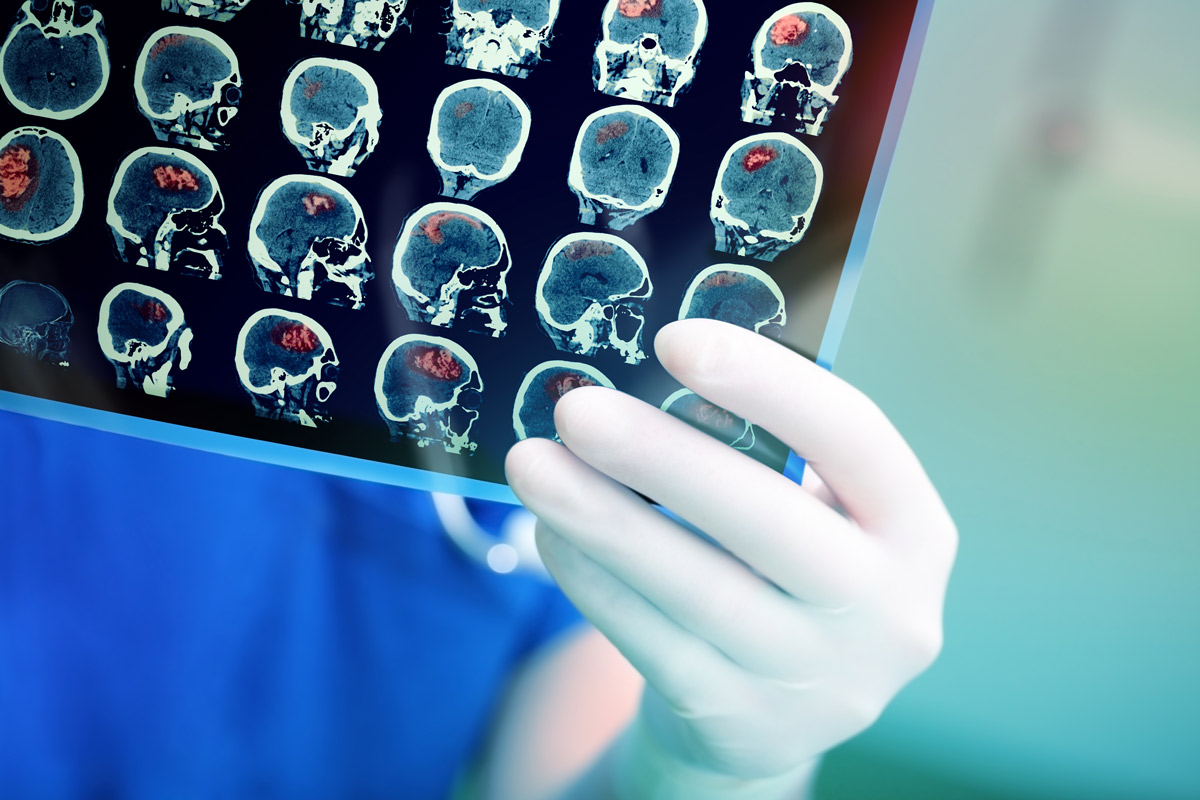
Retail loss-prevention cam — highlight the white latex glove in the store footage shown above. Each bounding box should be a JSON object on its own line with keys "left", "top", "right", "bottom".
{"left": 506, "top": 319, "right": 957, "bottom": 799}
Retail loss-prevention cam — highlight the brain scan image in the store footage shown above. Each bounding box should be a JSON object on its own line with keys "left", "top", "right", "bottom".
{"left": 97, "top": 282, "right": 193, "bottom": 398}
{"left": 446, "top": 0, "right": 561, "bottom": 79}
{"left": 661, "top": 388, "right": 757, "bottom": 450}
{"left": 0, "top": 126, "right": 83, "bottom": 244}
{"left": 513, "top": 360, "right": 615, "bottom": 442}
{"left": 392, "top": 203, "right": 511, "bottom": 338}
{"left": 0, "top": 280, "right": 72, "bottom": 366}
{"left": 427, "top": 79, "right": 531, "bottom": 201}
{"left": 594, "top": 0, "right": 708, "bottom": 108}
{"left": 374, "top": 334, "right": 484, "bottom": 455}
{"left": 742, "top": 3, "right": 852, "bottom": 136}
{"left": 248, "top": 175, "right": 371, "bottom": 310}
{"left": 0, "top": 0, "right": 109, "bottom": 120}
{"left": 290, "top": 0, "right": 409, "bottom": 51}
{"left": 235, "top": 308, "right": 338, "bottom": 427}
{"left": 679, "top": 264, "right": 786, "bottom": 337}
{"left": 711, "top": 132, "right": 823, "bottom": 262}
{"left": 106, "top": 147, "right": 228, "bottom": 279}
{"left": 569, "top": 105, "right": 679, "bottom": 231}
{"left": 134, "top": 26, "right": 241, "bottom": 152}
{"left": 162, "top": 0, "right": 253, "bottom": 22}
{"left": 536, "top": 233, "right": 652, "bottom": 365}
{"left": 281, "top": 58, "right": 381, "bottom": 179}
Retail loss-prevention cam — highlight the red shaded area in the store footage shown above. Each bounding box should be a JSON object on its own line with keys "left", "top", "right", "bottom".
{"left": 545, "top": 373, "right": 597, "bottom": 403}
{"left": 694, "top": 403, "right": 738, "bottom": 431}
{"left": 134, "top": 300, "right": 170, "bottom": 323}
{"left": 771, "top": 15, "right": 809, "bottom": 46}
{"left": 565, "top": 240, "right": 616, "bottom": 262}
{"left": 454, "top": 101, "right": 475, "bottom": 119}
{"left": 702, "top": 271, "right": 749, "bottom": 289}
{"left": 149, "top": 33, "right": 190, "bottom": 60}
{"left": 742, "top": 145, "right": 778, "bottom": 173}
{"left": 618, "top": 0, "right": 663, "bottom": 18}
{"left": 303, "top": 77, "right": 323, "bottom": 100}
{"left": 407, "top": 346, "right": 463, "bottom": 382}
{"left": 271, "top": 321, "right": 320, "bottom": 354}
{"left": 417, "top": 211, "right": 483, "bottom": 245}
{"left": 0, "top": 144, "right": 38, "bottom": 214}
{"left": 152, "top": 165, "right": 200, "bottom": 192}
{"left": 302, "top": 192, "right": 338, "bottom": 216}
{"left": 595, "top": 120, "right": 630, "bottom": 145}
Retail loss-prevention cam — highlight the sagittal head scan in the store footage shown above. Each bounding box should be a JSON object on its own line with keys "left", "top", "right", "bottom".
{"left": 107, "top": 147, "right": 228, "bottom": 279}
{"left": 134, "top": 26, "right": 241, "bottom": 152}
{"left": 162, "top": 0, "right": 254, "bottom": 23}
{"left": 249, "top": 175, "right": 372, "bottom": 310}
{"left": 445, "top": 0, "right": 561, "bottom": 79}
{"left": 594, "top": 0, "right": 708, "bottom": 108}
{"left": 536, "top": 233, "right": 652, "bottom": 365}
{"left": 290, "top": 0, "right": 410, "bottom": 51}
{"left": 0, "top": 126, "right": 83, "bottom": 244}
{"left": 662, "top": 388, "right": 757, "bottom": 450}
{"left": 375, "top": 334, "right": 484, "bottom": 455}
{"left": 514, "top": 361, "right": 615, "bottom": 442}
{"left": 742, "top": 3, "right": 853, "bottom": 136}
{"left": 0, "top": 0, "right": 109, "bottom": 120}
{"left": 679, "top": 264, "right": 786, "bottom": 337}
{"left": 97, "top": 282, "right": 193, "bottom": 398}
{"left": 235, "top": 308, "right": 338, "bottom": 427}
{"left": 281, "top": 57, "right": 382, "bottom": 178}
{"left": 0, "top": 280, "right": 72, "bottom": 366}
{"left": 427, "top": 79, "right": 530, "bottom": 201}
{"left": 569, "top": 105, "right": 679, "bottom": 231}
{"left": 711, "top": 132, "right": 823, "bottom": 262}
{"left": 392, "top": 203, "right": 512, "bottom": 338}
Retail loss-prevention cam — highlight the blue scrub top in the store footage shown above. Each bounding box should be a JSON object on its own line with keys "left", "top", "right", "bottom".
{"left": 0, "top": 410, "right": 583, "bottom": 799}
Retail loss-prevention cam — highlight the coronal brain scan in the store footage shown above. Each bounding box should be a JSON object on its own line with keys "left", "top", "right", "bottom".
{"left": 445, "top": 0, "right": 561, "bottom": 79}
{"left": 711, "top": 132, "right": 823, "bottom": 262}
{"left": 0, "top": 126, "right": 83, "bottom": 244}
{"left": 106, "top": 147, "right": 228, "bottom": 279}
{"left": 742, "top": 3, "right": 853, "bottom": 136}
{"left": 536, "top": 233, "right": 652, "bottom": 364}
{"left": 374, "top": 334, "right": 483, "bottom": 455}
{"left": 0, "top": 279, "right": 72, "bottom": 366}
{"left": 427, "top": 79, "right": 530, "bottom": 201}
{"left": 594, "top": 0, "right": 708, "bottom": 108}
{"left": 281, "top": 57, "right": 381, "bottom": 178}
{"left": 97, "top": 282, "right": 193, "bottom": 398}
{"left": 392, "top": 203, "right": 511, "bottom": 338}
{"left": 662, "top": 388, "right": 756, "bottom": 450}
{"left": 679, "top": 264, "right": 786, "bottom": 337}
{"left": 235, "top": 308, "right": 338, "bottom": 427}
{"left": 514, "top": 360, "right": 615, "bottom": 442}
{"left": 248, "top": 175, "right": 371, "bottom": 309}
{"left": 569, "top": 105, "right": 679, "bottom": 231}
{"left": 290, "top": 0, "right": 409, "bottom": 51}
{"left": 162, "top": 0, "right": 253, "bottom": 22}
{"left": 0, "top": 0, "right": 109, "bottom": 120}
{"left": 134, "top": 26, "right": 241, "bottom": 152}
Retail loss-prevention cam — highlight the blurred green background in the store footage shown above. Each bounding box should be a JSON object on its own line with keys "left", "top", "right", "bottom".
{"left": 813, "top": 1, "right": 1200, "bottom": 798}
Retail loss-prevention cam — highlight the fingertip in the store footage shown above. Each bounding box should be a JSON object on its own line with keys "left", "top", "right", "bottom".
{"left": 505, "top": 436, "right": 561, "bottom": 500}
{"left": 654, "top": 319, "right": 741, "bottom": 386}
{"left": 552, "top": 384, "right": 620, "bottom": 449}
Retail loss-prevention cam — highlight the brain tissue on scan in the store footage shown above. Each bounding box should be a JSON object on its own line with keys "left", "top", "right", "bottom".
{"left": 136, "top": 28, "right": 241, "bottom": 151}
{"left": 680, "top": 265, "right": 786, "bottom": 336}
{"left": 513, "top": 361, "right": 615, "bottom": 442}
{"left": 97, "top": 283, "right": 192, "bottom": 397}
{"left": 571, "top": 108, "right": 678, "bottom": 230}
{"left": 0, "top": 127, "right": 83, "bottom": 244}
{"left": 140, "top": 34, "right": 232, "bottom": 115}
{"left": 284, "top": 59, "right": 382, "bottom": 177}
{"left": 0, "top": 280, "right": 73, "bottom": 366}
{"left": 430, "top": 81, "right": 529, "bottom": 200}
{"left": 0, "top": 0, "right": 109, "bottom": 119}
{"left": 375, "top": 335, "right": 483, "bottom": 454}
{"left": 235, "top": 309, "right": 338, "bottom": 427}
{"left": 595, "top": 0, "right": 708, "bottom": 107}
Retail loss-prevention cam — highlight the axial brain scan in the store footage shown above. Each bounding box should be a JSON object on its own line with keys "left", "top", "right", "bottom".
{"left": 0, "top": 126, "right": 83, "bottom": 244}
{"left": 281, "top": 57, "right": 382, "bottom": 178}
{"left": 513, "top": 360, "right": 615, "bottom": 442}
{"left": 97, "top": 282, "right": 193, "bottom": 398}
{"left": 594, "top": 0, "right": 708, "bottom": 107}
{"left": 711, "top": 132, "right": 823, "bottom": 262}
{"left": 0, "top": 279, "right": 72, "bottom": 366}
{"left": 427, "top": 79, "right": 530, "bottom": 201}
{"left": 290, "top": 0, "right": 409, "bottom": 51}
{"left": 374, "top": 334, "right": 483, "bottom": 455}
{"left": 107, "top": 147, "right": 228, "bottom": 279}
{"left": 162, "top": 0, "right": 254, "bottom": 22}
{"left": 0, "top": 0, "right": 109, "bottom": 120}
{"left": 234, "top": 308, "right": 338, "bottom": 427}
{"left": 679, "top": 264, "right": 786, "bottom": 337}
{"left": 569, "top": 105, "right": 679, "bottom": 231}
{"left": 134, "top": 26, "right": 241, "bottom": 151}
{"left": 446, "top": 0, "right": 561, "bottom": 78}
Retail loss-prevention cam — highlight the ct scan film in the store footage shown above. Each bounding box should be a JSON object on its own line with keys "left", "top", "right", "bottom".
{"left": 0, "top": 0, "right": 930, "bottom": 503}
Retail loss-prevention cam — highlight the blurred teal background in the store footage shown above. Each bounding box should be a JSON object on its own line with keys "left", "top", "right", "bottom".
{"left": 814, "top": 1, "right": 1200, "bottom": 798}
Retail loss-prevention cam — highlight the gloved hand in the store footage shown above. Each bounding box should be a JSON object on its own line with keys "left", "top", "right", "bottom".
{"left": 506, "top": 319, "right": 957, "bottom": 799}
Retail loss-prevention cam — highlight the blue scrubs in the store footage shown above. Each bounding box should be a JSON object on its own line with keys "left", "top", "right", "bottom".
{"left": 0, "top": 410, "right": 582, "bottom": 799}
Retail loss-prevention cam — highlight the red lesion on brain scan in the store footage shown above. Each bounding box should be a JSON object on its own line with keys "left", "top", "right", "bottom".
{"left": 619, "top": 0, "right": 663, "bottom": 19}
{"left": 152, "top": 165, "right": 200, "bottom": 192}
{"left": 271, "top": 321, "right": 320, "bottom": 353}
{"left": 149, "top": 33, "right": 190, "bottom": 60}
{"left": 454, "top": 101, "right": 475, "bottom": 119}
{"left": 565, "top": 240, "right": 616, "bottom": 261}
{"left": 302, "top": 192, "right": 338, "bottom": 216}
{"left": 417, "top": 211, "right": 483, "bottom": 245}
{"left": 546, "top": 373, "right": 598, "bottom": 402}
{"left": 771, "top": 15, "right": 810, "bottom": 46}
{"left": 702, "top": 271, "right": 749, "bottom": 289}
{"left": 302, "top": 76, "right": 323, "bottom": 100}
{"left": 0, "top": 144, "right": 39, "bottom": 213}
{"left": 596, "top": 120, "right": 631, "bottom": 145}
{"left": 742, "top": 145, "right": 778, "bottom": 173}
{"left": 134, "top": 299, "right": 170, "bottom": 323}
{"left": 407, "top": 346, "right": 464, "bottom": 382}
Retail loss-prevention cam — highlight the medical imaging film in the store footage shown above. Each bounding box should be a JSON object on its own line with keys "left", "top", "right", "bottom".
{"left": 0, "top": 0, "right": 926, "bottom": 496}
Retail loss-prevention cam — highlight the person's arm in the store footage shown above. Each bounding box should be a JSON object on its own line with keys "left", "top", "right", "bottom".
{"left": 484, "top": 319, "right": 957, "bottom": 799}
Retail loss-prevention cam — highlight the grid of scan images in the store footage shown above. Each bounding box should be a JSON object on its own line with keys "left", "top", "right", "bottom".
{"left": 0, "top": 0, "right": 922, "bottom": 489}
